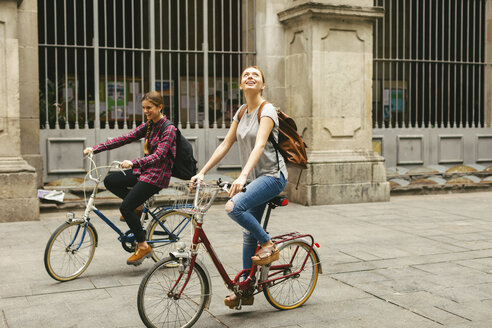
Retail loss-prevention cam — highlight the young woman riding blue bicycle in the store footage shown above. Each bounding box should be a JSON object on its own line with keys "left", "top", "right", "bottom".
{"left": 83, "top": 91, "right": 176, "bottom": 266}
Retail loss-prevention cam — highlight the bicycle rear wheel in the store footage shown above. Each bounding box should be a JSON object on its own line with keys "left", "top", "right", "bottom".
{"left": 263, "top": 240, "right": 319, "bottom": 310}
{"left": 138, "top": 257, "right": 210, "bottom": 328}
{"left": 44, "top": 221, "right": 97, "bottom": 282}
{"left": 146, "top": 210, "right": 193, "bottom": 262}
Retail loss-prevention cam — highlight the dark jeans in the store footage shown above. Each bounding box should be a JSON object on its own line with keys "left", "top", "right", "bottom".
{"left": 104, "top": 170, "right": 161, "bottom": 242}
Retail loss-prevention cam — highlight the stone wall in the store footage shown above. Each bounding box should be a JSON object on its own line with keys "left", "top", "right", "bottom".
{"left": 257, "top": 0, "right": 390, "bottom": 205}
{"left": 0, "top": 0, "right": 39, "bottom": 222}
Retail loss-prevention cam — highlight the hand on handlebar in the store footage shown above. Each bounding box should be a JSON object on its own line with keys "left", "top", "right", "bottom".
{"left": 228, "top": 175, "right": 247, "bottom": 198}
{"left": 121, "top": 160, "right": 133, "bottom": 169}
{"left": 83, "top": 147, "right": 93, "bottom": 157}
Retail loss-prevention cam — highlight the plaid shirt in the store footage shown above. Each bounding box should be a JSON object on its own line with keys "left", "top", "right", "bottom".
{"left": 93, "top": 117, "right": 177, "bottom": 189}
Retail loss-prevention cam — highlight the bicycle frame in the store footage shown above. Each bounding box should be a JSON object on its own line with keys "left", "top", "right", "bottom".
{"left": 67, "top": 205, "right": 191, "bottom": 251}
{"left": 168, "top": 206, "right": 316, "bottom": 301}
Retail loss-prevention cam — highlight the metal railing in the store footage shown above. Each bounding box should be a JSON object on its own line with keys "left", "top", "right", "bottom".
{"left": 373, "top": 0, "right": 488, "bottom": 129}
{"left": 38, "top": 0, "right": 256, "bottom": 130}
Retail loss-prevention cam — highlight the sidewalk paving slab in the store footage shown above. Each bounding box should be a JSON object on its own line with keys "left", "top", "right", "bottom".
{"left": 2, "top": 192, "right": 492, "bottom": 327}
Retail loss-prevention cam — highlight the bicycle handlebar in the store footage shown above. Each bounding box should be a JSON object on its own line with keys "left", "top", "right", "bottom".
{"left": 85, "top": 153, "right": 125, "bottom": 183}
{"left": 216, "top": 178, "right": 247, "bottom": 193}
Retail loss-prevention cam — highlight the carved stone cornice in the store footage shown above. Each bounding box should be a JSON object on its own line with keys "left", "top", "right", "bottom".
{"left": 278, "top": 2, "right": 384, "bottom": 25}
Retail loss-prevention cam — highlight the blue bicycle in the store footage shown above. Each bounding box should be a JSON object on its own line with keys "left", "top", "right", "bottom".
{"left": 43, "top": 153, "right": 194, "bottom": 282}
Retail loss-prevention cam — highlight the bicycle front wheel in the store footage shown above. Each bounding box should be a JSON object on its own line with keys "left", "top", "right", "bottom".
{"left": 146, "top": 210, "right": 193, "bottom": 262}
{"left": 138, "top": 257, "right": 210, "bottom": 328}
{"left": 263, "top": 240, "right": 319, "bottom": 310}
{"left": 44, "top": 221, "right": 97, "bottom": 282}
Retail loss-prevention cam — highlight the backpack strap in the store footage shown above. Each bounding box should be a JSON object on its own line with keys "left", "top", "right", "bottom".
{"left": 256, "top": 102, "right": 281, "bottom": 172}
{"left": 162, "top": 119, "right": 178, "bottom": 159}
{"left": 237, "top": 104, "right": 248, "bottom": 121}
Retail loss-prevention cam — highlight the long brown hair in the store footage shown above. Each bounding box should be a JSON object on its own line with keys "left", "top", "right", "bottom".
{"left": 142, "top": 91, "right": 165, "bottom": 155}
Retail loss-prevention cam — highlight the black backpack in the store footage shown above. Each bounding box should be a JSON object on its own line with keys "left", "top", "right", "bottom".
{"left": 162, "top": 121, "right": 198, "bottom": 180}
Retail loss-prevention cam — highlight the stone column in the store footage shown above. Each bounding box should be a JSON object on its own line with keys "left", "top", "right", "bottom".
{"left": 257, "top": 0, "right": 389, "bottom": 205}
{"left": 0, "top": 0, "right": 39, "bottom": 222}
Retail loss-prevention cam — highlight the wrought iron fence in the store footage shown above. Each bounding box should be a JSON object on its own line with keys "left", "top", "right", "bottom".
{"left": 38, "top": 0, "right": 256, "bottom": 130}
{"left": 373, "top": 0, "right": 488, "bottom": 128}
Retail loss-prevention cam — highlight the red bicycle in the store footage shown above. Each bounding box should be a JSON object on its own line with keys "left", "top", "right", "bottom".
{"left": 137, "top": 181, "right": 322, "bottom": 328}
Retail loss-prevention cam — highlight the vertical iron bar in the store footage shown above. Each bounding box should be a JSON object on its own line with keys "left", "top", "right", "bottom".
{"left": 478, "top": 0, "right": 483, "bottom": 127}
{"left": 221, "top": 0, "right": 225, "bottom": 126}
{"left": 176, "top": 2, "right": 182, "bottom": 128}
{"left": 460, "top": 0, "right": 464, "bottom": 127}
{"left": 454, "top": 0, "right": 457, "bottom": 127}
{"left": 83, "top": 0, "right": 88, "bottom": 128}
{"left": 447, "top": 0, "right": 451, "bottom": 127}
{"left": 229, "top": 0, "right": 233, "bottom": 126}
{"left": 123, "top": 0, "right": 128, "bottom": 128}
{"left": 246, "top": 0, "right": 249, "bottom": 66}
{"left": 150, "top": 0, "right": 156, "bottom": 91}
{"left": 93, "top": 0, "right": 100, "bottom": 130}
{"left": 74, "top": 0, "right": 79, "bottom": 129}
{"left": 213, "top": 0, "right": 218, "bottom": 128}
{"left": 43, "top": 0, "right": 49, "bottom": 128}
{"left": 140, "top": 0, "right": 145, "bottom": 123}
{"left": 389, "top": 0, "right": 392, "bottom": 127}
{"left": 434, "top": 0, "right": 438, "bottom": 127}
{"left": 64, "top": 0, "right": 69, "bottom": 128}
{"left": 203, "top": 0, "right": 210, "bottom": 128}
{"left": 104, "top": 0, "right": 108, "bottom": 128}
{"left": 194, "top": 0, "right": 198, "bottom": 128}
{"left": 416, "top": 0, "right": 420, "bottom": 127}
{"left": 168, "top": 0, "right": 173, "bottom": 123}
{"left": 421, "top": 0, "right": 426, "bottom": 127}
{"left": 466, "top": 0, "right": 470, "bottom": 127}
{"left": 441, "top": 0, "right": 444, "bottom": 127}
{"left": 159, "top": 0, "right": 163, "bottom": 113}
{"left": 472, "top": 0, "right": 476, "bottom": 127}
{"left": 185, "top": 0, "right": 190, "bottom": 128}
{"left": 159, "top": 0, "right": 163, "bottom": 111}
{"left": 427, "top": 0, "right": 431, "bottom": 128}
{"left": 409, "top": 0, "right": 413, "bottom": 127}
{"left": 395, "top": 0, "right": 398, "bottom": 126}
{"left": 131, "top": 0, "right": 136, "bottom": 128}
{"left": 54, "top": 0, "right": 59, "bottom": 129}
{"left": 382, "top": 0, "right": 385, "bottom": 128}
{"left": 113, "top": 0, "right": 118, "bottom": 128}
{"left": 374, "top": 1, "right": 379, "bottom": 128}
{"left": 237, "top": 0, "right": 241, "bottom": 107}
{"left": 402, "top": 0, "right": 406, "bottom": 128}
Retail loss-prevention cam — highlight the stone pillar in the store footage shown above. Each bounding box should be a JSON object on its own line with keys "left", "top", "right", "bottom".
{"left": 257, "top": 0, "right": 389, "bottom": 205}
{"left": 0, "top": 0, "right": 39, "bottom": 222}
{"left": 19, "top": 0, "right": 43, "bottom": 188}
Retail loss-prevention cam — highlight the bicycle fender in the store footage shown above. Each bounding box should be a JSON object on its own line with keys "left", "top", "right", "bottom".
{"left": 277, "top": 237, "right": 322, "bottom": 274}
{"left": 169, "top": 252, "right": 212, "bottom": 310}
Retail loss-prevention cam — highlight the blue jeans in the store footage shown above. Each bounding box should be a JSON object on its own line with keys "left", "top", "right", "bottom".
{"left": 227, "top": 173, "right": 287, "bottom": 271}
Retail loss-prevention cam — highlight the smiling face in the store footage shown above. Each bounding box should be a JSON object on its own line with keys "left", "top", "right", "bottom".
{"left": 142, "top": 99, "right": 163, "bottom": 123}
{"left": 240, "top": 66, "right": 265, "bottom": 95}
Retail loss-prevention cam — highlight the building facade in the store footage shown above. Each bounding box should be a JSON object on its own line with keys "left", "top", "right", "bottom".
{"left": 3, "top": 0, "right": 492, "bottom": 219}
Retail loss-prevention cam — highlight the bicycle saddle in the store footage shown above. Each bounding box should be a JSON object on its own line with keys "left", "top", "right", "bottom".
{"left": 269, "top": 196, "right": 289, "bottom": 207}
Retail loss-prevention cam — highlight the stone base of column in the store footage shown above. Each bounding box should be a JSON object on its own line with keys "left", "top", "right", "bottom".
{"left": 0, "top": 157, "right": 39, "bottom": 222}
{"left": 285, "top": 150, "right": 390, "bottom": 206}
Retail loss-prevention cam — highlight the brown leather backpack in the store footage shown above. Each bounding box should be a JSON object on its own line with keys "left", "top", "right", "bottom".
{"left": 238, "top": 101, "right": 308, "bottom": 170}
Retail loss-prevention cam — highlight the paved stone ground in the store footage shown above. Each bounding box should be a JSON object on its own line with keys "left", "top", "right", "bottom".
{"left": 2, "top": 192, "right": 492, "bottom": 327}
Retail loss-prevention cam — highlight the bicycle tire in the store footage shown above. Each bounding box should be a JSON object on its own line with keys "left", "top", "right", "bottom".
{"left": 44, "top": 221, "right": 97, "bottom": 282}
{"left": 263, "top": 240, "right": 319, "bottom": 310}
{"left": 138, "top": 257, "right": 210, "bottom": 328}
{"left": 146, "top": 210, "right": 193, "bottom": 262}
